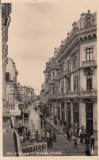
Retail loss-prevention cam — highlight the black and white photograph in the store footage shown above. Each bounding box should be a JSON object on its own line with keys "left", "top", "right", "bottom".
{"left": 2, "top": 0, "right": 98, "bottom": 157}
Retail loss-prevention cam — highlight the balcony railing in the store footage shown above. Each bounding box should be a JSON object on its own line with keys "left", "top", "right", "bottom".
{"left": 80, "top": 90, "right": 97, "bottom": 98}
{"left": 82, "top": 60, "right": 95, "bottom": 68}
{"left": 66, "top": 91, "right": 79, "bottom": 98}
{"left": 48, "top": 95, "right": 56, "bottom": 99}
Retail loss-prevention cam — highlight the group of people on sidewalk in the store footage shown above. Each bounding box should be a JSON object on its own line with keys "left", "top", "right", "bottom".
{"left": 47, "top": 115, "right": 96, "bottom": 156}
{"left": 40, "top": 118, "right": 57, "bottom": 148}
{"left": 16, "top": 117, "right": 56, "bottom": 149}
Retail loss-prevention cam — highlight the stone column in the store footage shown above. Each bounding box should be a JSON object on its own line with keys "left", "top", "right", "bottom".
{"left": 79, "top": 101, "right": 86, "bottom": 128}
{"left": 64, "top": 101, "right": 67, "bottom": 121}
{"left": 71, "top": 101, "right": 73, "bottom": 125}
{"left": 59, "top": 102, "right": 62, "bottom": 120}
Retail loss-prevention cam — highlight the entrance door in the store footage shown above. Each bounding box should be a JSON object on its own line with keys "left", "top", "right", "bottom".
{"left": 86, "top": 103, "right": 93, "bottom": 135}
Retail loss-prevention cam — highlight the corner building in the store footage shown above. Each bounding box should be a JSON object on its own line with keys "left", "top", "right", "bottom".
{"left": 42, "top": 10, "right": 97, "bottom": 137}
{"left": 56, "top": 11, "right": 97, "bottom": 136}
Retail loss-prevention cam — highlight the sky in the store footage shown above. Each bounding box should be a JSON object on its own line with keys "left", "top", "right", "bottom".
{"left": 8, "top": 0, "right": 97, "bottom": 95}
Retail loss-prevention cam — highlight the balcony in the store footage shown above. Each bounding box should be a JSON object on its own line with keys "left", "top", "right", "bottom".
{"left": 82, "top": 60, "right": 96, "bottom": 68}
{"left": 66, "top": 91, "right": 79, "bottom": 98}
{"left": 80, "top": 90, "right": 97, "bottom": 98}
{"left": 64, "top": 69, "right": 71, "bottom": 76}
{"left": 48, "top": 95, "right": 56, "bottom": 100}
{"left": 55, "top": 93, "right": 66, "bottom": 99}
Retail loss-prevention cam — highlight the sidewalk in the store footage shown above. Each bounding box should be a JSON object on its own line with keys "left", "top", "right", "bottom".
{"left": 46, "top": 118, "right": 98, "bottom": 156}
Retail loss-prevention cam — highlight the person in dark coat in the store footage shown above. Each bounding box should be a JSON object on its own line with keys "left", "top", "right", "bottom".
{"left": 17, "top": 124, "right": 21, "bottom": 135}
{"left": 90, "top": 135, "right": 95, "bottom": 150}
{"left": 40, "top": 121, "right": 43, "bottom": 129}
{"left": 85, "top": 148, "right": 91, "bottom": 156}
{"left": 80, "top": 131, "right": 84, "bottom": 144}
{"left": 60, "top": 120, "right": 62, "bottom": 127}
{"left": 49, "top": 136, "right": 53, "bottom": 147}
{"left": 52, "top": 131, "right": 56, "bottom": 142}
{"left": 27, "top": 130, "right": 30, "bottom": 140}
{"left": 86, "top": 136, "right": 90, "bottom": 148}
{"left": 44, "top": 120, "right": 46, "bottom": 128}
{"left": 74, "top": 137, "right": 78, "bottom": 148}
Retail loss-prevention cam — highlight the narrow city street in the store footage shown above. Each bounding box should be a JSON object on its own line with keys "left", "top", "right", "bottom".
{"left": 20, "top": 104, "right": 90, "bottom": 156}
{"left": 45, "top": 121, "right": 86, "bottom": 156}
{"left": 2, "top": 3, "right": 98, "bottom": 157}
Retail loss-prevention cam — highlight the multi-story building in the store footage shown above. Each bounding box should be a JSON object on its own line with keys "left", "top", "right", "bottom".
{"left": 2, "top": 3, "right": 12, "bottom": 116}
{"left": 5, "top": 57, "right": 21, "bottom": 117}
{"left": 6, "top": 57, "right": 18, "bottom": 103}
{"left": 41, "top": 10, "right": 97, "bottom": 136}
{"left": 43, "top": 56, "right": 60, "bottom": 116}
{"left": 17, "top": 84, "right": 35, "bottom": 106}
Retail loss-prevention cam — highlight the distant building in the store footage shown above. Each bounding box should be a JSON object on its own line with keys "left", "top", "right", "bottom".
{"left": 41, "top": 10, "right": 97, "bottom": 136}
{"left": 17, "top": 84, "right": 35, "bottom": 106}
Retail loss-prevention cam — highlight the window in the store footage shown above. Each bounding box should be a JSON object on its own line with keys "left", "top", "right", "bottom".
{"left": 67, "top": 60, "right": 71, "bottom": 71}
{"left": 72, "top": 55, "right": 77, "bottom": 70}
{"left": 87, "top": 18, "right": 92, "bottom": 26}
{"left": 52, "top": 72, "right": 55, "bottom": 79}
{"left": 61, "top": 80, "right": 64, "bottom": 94}
{"left": 60, "top": 65, "right": 64, "bottom": 77}
{"left": 5, "top": 72, "right": 10, "bottom": 81}
{"left": 52, "top": 84, "right": 55, "bottom": 95}
{"left": 67, "top": 77, "right": 71, "bottom": 92}
{"left": 86, "top": 48, "right": 93, "bottom": 61}
{"left": 73, "top": 75, "right": 78, "bottom": 91}
{"left": 86, "top": 74, "right": 92, "bottom": 90}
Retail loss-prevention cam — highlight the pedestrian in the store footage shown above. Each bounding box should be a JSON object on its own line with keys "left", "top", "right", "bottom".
{"left": 63, "top": 121, "right": 67, "bottom": 126}
{"left": 31, "top": 130, "right": 35, "bottom": 143}
{"left": 49, "top": 115, "right": 52, "bottom": 120}
{"left": 41, "top": 130, "right": 46, "bottom": 142}
{"left": 35, "top": 130, "right": 39, "bottom": 142}
{"left": 63, "top": 125, "right": 66, "bottom": 134}
{"left": 90, "top": 135, "right": 95, "bottom": 150}
{"left": 52, "top": 131, "right": 56, "bottom": 142}
{"left": 22, "top": 127, "right": 27, "bottom": 142}
{"left": 79, "top": 128, "right": 82, "bottom": 137}
{"left": 27, "top": 129, "right": 30, "bottom": 140}
{"left": 69, "top": 128, "right": 73, "bottom": 140}
{"left": 74, "top": 137, "right": 78, "bottom": 148}
{"left": 40, "top": 121, "right": 43, "bottom": 129}
{"left": 85, "top": 147, "right": 91, "bottom": 156}
{"left": 48, "top": 128, "right": 51, "bottom": 135}
{"left": 66, "top": 128, "right": 70, "bottom": 140}
{"left": 17, "top": 124, "right": 21, "bottom": 135}
{"left": 80, "top": 131, "right": 84, "bottom": 144}
{"left": 46, "top": 132, "right": 50, "bottom": 147}
{"left": 77, "top": 127, "right": 79, "bottom": 136}
{"left": 49, "top": 135, "right": 53, "bottom": 147}
{"left": 86, "top": 136, "right": 90, "bottom": 149}
{"left": 60, "top": 120, "right": 62, "bottom": 127}
{"left": 44, "top": 120, "right": 46, "bottom": 128}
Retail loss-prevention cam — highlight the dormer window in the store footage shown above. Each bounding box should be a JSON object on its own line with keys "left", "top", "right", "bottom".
{"left": 87, "top": 18, "right": 92, "bottom": 26}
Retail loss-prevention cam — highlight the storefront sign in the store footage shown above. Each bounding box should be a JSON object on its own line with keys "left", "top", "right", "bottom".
{"left": 21, "top": 142, "right": 47, "bottom": 154}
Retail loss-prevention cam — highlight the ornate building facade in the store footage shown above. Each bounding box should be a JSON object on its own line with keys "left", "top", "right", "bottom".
{"left": 41, "top": 10, "right": 97, "bottom": 136}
